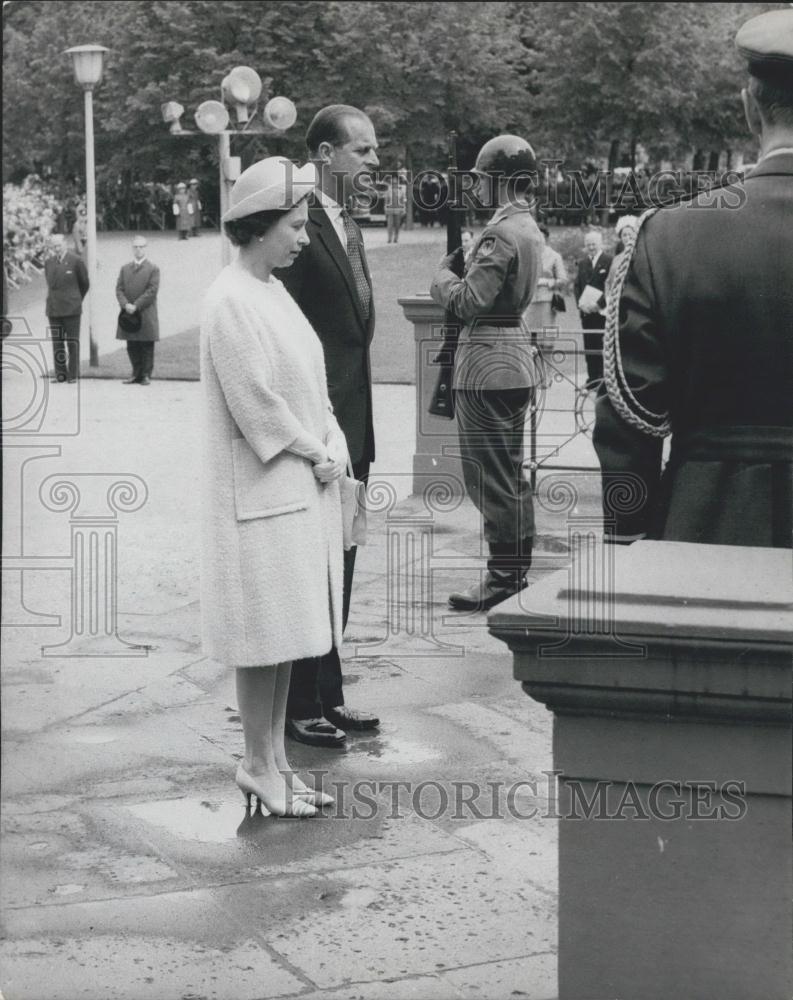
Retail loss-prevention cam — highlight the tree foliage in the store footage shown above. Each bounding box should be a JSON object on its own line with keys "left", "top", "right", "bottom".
{"left": 3, "top": 0, "right": 781, "bottom": 222}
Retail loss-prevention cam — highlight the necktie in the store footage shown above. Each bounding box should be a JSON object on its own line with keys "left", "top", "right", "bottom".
{"left": 340, "top": 209, "right": 371, "bottom": 318}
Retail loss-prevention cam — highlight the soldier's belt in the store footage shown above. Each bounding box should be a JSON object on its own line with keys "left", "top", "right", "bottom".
{"left": 469, "top": 318, "right": 524, "bottom": 328}
{"left": 674, "top": 425, "right": 793, "bottom": 463}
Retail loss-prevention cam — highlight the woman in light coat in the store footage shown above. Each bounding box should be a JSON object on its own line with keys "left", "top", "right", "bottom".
{"left": 201, "top": 157, "right": 347, "bottom": 818}
{"left": 523, "top": 224, "right": 568, "bottom": 349}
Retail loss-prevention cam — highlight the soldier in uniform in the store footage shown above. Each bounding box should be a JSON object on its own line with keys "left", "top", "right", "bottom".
{"left": 593, "top": 8, "right": 793, "bottom": 549}
{"left": 431, "top": 135, "right": 543, "bottom": 609}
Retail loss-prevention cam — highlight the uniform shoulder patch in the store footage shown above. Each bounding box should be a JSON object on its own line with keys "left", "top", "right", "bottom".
{"left": 474, "top": 236, "right": 496, "bottom": 258}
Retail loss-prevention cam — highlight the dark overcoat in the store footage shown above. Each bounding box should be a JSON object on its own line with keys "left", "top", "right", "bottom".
{"left": 594, "top": 153, "right": 793, "bottom": 548}
{"left": 44, "top": 251, "right": 89, "bottom": 316}
{"left": 274, "top": 199, "right": 376, "bottom": 466}
{"left": 115, "top": 260, "right": 160, "bottom": 342}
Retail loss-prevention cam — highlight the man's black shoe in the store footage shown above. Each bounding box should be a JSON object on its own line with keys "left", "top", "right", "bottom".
{"left": 139, "top": 376, "right": 151, "bottom": 386}
{"left": 448, "top": 575, "right": 528, "bottom": 612}
{"left": 324, "top": 705, "right": 379, "bottom": 731}
{"left": 122, "top": 377, "right": 139, "bottom": 384}
{"left": 286, "top": 717, "right": 346, "bottom": 747}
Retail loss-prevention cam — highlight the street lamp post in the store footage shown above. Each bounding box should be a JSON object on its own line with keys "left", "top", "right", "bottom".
{"left": 64, "top": 44, "right": 108, "bottom": 369}
{"left": 163, "top": 69, "right": 296, "bottom": 266}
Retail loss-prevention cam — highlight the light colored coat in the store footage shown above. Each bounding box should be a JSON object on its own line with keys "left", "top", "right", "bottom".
{"left": 200, "top": 263, "right": 344, "bottom": 667}
{"left": 173, "top": 191, "right": 192, "bottom": 232}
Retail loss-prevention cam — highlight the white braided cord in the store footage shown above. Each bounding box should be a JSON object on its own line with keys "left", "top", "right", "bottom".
{"left": 602, "top": 206, "right": 671, "bottom": 437}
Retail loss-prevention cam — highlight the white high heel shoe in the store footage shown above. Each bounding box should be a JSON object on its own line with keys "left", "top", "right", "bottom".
{"left": 236, "top": 765, "right": 318, "bottom": 818}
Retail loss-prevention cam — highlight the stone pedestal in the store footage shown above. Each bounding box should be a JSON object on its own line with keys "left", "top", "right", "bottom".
{"left": 489, "top": 540, "right": 793, "bottom": 1000}
{"left": 398, "top": 294, "right": 465, "bottom": 496}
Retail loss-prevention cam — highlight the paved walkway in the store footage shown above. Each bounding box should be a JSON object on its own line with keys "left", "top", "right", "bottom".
{"left": 1, "top": 362, "right": 604, "bottom": 1000}
{"left": 2, "top": 232, "right": 605, "bottom": 999}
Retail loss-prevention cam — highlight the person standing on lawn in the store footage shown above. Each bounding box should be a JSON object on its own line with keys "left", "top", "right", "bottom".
{"left": 116, "top": 235, "right": 160, "bottom": 386}
{"left": 44, "top": 232, "right": 89, "bottom": 384}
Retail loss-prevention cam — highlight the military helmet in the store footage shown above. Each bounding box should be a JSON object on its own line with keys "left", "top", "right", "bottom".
{"left": 473, "top": 135, "right": 537, "bottom": 178}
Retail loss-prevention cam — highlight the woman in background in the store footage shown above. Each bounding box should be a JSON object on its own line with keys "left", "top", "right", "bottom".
{"left": 524, "top": 223, "right": 567, "bottom": 348}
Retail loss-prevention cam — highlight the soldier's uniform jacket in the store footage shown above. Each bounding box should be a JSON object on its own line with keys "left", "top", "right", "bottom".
{"left": 593, "top": 152, "right": 793, "bottom": 547}
{"left": 430, "top": 203, "right": 543, "bottom": 390}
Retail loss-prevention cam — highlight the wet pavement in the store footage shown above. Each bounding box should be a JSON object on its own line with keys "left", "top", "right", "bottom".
{"left": 2, "top": 336, "right": 602, "bottom": 998}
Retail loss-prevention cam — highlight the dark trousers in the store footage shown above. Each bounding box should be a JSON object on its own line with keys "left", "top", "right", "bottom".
{"left": 287, "top": 458, "right": 370, "bottom": 720}
{"left": 48, "top": 314, "right": 81, "bottom": 381}
{"left": 126, "top": 341, "right": 155, "bottom": 381}
{"left": 580, "top": 313, "right": 606, "bottom": 384}
{"left": 455, "top": 387, "right": 534, "bottom": 544}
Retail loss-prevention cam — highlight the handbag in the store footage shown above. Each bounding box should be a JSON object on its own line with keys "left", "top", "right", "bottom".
{"left": 551, "top": 291, "right": 566, "bottom": 313}
{"left": 340, "top": 462, "right": 367, "bottom": 551}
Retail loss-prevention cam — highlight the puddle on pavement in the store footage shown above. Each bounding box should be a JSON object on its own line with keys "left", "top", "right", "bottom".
{"left": 62, "top": 728, "right": 120, "bottom": 744}
{"left": 126, "top": 795, "right": 253, "bottom": 844}
{"left": 339, "top": 886, "right": 380, "bottom": 909}
{"left": 51, "top": 884, "right": 85, "bottom": 896}
{"left": 346, "top": 734, "right": 443, "bottom": 764}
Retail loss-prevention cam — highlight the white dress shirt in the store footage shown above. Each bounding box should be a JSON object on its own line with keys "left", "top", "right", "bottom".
{"left": 315, "top": 188, "right": 348, "bottom": 252}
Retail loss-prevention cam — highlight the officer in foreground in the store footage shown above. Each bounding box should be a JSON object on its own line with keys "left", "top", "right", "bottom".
{"left": 431, "top": 135, "right": 543, "bottom": 609}
{"left": 594, "top": 8, "right": 793, "bottom": 548}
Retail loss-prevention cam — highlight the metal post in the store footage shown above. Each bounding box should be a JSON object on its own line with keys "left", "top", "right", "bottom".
{"left": 84, "top": 88, "right": 99, "bottom": 367}
{"left": 219, "top": 131, "right": 232, "bottom": 267}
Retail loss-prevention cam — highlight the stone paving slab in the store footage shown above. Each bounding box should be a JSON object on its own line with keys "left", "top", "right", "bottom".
{"left": 2, "top": 370, "right": 579, "bottom": 999}
{"left": 216, "top": 850, "right": 555, "bottom": 990}
{"left": 1, "top": 890, "right": 309, "bottom": 1000}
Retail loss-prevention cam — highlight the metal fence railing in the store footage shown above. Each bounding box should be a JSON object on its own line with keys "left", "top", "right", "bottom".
{"left": 525, "top": 327, "right": 604, "bottom": 491}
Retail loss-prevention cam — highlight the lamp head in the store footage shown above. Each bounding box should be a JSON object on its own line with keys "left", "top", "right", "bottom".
{"left": 194, "top": 100, "right": 230, "bottom": 135}
{"left": 64, "top": 44, "right": 108, "bottom": 90}
{"left": 222, "top": 66, "right": 262, "bottom": 124}
{"left": 263, "top": 96, "right": 297, "bottom": 131}
{"left": 161, "top": 101, "right": 185, "bottom": 134}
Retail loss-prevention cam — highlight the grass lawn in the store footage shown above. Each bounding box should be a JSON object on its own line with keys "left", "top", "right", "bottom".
{"left": 79, "top": 223, "right": 591, "bottom": 384}
{"left": 81, "top": 234, "right": 445, "bottom": 384}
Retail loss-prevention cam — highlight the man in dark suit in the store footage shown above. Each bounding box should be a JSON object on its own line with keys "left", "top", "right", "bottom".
{"left": 115, "top": 235, "right": 160, "bottom": 385}
{"left": 574, "top": 230, "right": 612, "bottom": 386}
{"left": 44, "top": 233, "right": 89, "bottom": 383}
{"left": 275, "top": 104, "right": 381, "bottom": 746}
{"left": 594, "top": 8, "right": 793, "bottom": 549}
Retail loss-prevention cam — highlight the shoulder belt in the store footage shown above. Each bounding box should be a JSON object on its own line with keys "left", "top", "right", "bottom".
{"left": 602, "top": 206, "right": 670, "bottom": 438}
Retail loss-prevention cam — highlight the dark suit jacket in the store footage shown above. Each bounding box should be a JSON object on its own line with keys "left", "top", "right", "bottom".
{"left": 275, "top": 200, "right": 376, "bottom": 465}
{"left": 574, "top": 251, "right": 613, "bottom": 310}
{"left": 44, "top": 251, "right": 89, "bottom": 317}
{"left": 594, "top": 153, "right": 793, "bottom": 547}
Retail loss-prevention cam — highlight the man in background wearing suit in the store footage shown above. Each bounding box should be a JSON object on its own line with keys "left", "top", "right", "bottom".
{"left": 115, "top": 235, "right": 160, "bottom": 385}
{"left": 44, "top": 232, "right": 89, "bottom": 383}
{"left": 574, "top": 229, "right": 612, "bottom": 386}
{"left": 594, "top": 8, "right": 793, "bottom": 549}
{"left": 276, "top": 104, "right": 381, "bottom": 747}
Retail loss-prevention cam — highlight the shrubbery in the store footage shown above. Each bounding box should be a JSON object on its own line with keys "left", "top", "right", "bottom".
{"left": 3, "top": 175, "right": 62, "bottom": 284}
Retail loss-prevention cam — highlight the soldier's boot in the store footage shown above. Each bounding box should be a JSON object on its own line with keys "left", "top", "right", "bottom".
{"left": 448, "top": 538, "right": 533, "bottom": 611}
